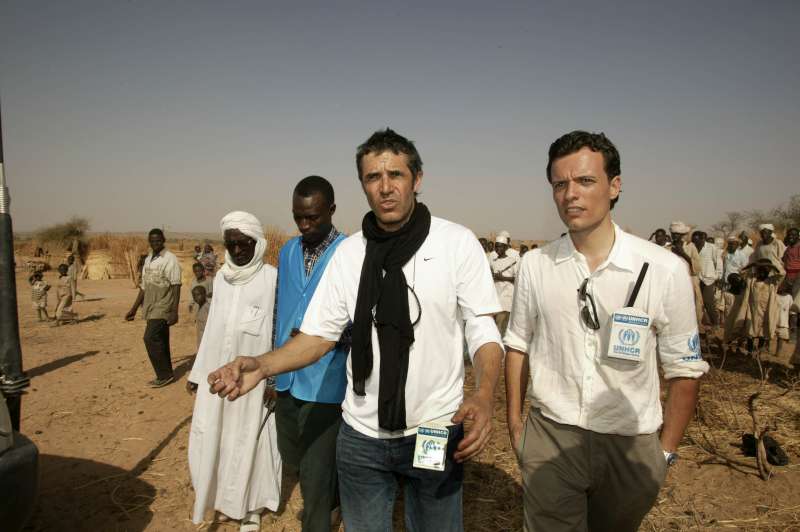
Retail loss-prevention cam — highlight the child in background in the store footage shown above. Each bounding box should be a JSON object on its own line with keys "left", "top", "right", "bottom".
{"left": 188, "top": 262, "right": 213, "bottom": 313}
{"left": 29, "top": 271, "right": 51, "bottom": 321}
{"left": 776, "top": 283, "right": 793, "bottom": 357}
{"left": 55, "top": 264, "right": 78, "bottom": 325}
{"left": 186, "top": 285, "right": 210, "bottom": 395}
{"left": 193, "top": 285, "right": 210, "bottom": 348}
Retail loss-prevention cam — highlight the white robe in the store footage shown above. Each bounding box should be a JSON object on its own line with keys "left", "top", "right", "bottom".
{"left": 188, "top": 266, "right": 282, "bottom": 523}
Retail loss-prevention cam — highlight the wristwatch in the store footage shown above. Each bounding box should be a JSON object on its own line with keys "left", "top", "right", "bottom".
{"left": 663, "top": 450, "right": 679, "bottom": 466}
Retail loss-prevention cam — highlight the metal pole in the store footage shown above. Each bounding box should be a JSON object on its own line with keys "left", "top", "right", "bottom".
{"left": 0, "top": 104, "right": 30, "bottom": 431}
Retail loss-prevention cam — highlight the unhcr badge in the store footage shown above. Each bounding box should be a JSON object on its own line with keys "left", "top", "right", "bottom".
{"left": 413, "top": 425, "right": 449, "bottom": 471}
{"left": 607, "top": 307, "right": 650, "bottom": 362}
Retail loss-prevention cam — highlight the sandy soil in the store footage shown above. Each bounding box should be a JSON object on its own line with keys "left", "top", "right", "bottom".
{"left": 14, "top": 271, "right": 800, "bottom": 531}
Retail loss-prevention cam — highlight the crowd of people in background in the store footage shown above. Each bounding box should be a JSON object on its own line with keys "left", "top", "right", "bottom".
{"left": 643, "top": 222, "right": 799, "bottom": 366}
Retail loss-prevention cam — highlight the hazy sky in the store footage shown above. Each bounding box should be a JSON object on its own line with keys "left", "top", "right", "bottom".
{"left": 1, "top": 1, "right": 798, "bottom": 240}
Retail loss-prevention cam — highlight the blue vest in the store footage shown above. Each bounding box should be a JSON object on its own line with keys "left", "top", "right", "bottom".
{"left": 274, "top": 234, "right": 348, "bottom": 403}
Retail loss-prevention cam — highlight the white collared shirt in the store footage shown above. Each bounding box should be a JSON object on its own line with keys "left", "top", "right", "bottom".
{"left": 697, "top": 243, "right": 723, "bottom": 285}
{"left": 504, "top": 224, "right": 709, "bottom": 436}
{"left": 301, "top": 216, "right": 503, "bottom": 438}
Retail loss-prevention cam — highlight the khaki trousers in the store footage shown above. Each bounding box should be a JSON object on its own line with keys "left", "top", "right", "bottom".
{"left": 517, "top": 409, "right": 667, "bottom": 532}
{"left": 495, "top": 311, "right": 510, "bottom": 336}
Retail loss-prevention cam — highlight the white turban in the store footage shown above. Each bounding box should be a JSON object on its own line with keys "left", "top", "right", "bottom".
{"left": 218, "top": 211, "right": 267, "bottom": 285}
{"left": 669, "top": 221, "right": 690, "bottom": 234}
{"left": 498, "top": 230, "right": 511, "bottom": 239}
{"left": 759, "top": 223, "right": 774, "bottom": 232}
{"left": 495, "top": 235, "right": 509, "bottom": 245}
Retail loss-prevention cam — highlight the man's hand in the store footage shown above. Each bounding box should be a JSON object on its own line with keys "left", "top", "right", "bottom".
{"left": 124, "top": 309, "right": 136, "bottom": 321}
{"left": 451, "top": 391, "right": 494, "bottom": 463}
{"left": 208, "top": 356, "right": 264, "bottom": 400}
{"left": 166, "top": 310, "right": 179, "bottom": 326}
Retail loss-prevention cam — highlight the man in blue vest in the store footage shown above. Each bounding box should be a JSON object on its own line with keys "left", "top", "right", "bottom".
{"left": 274, "top": 175, "right": 348, "bottom": 531}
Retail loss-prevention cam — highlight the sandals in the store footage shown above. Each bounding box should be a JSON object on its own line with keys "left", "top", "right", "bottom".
{"left": 239, "top": 511, "right": 261, "bottom": 532}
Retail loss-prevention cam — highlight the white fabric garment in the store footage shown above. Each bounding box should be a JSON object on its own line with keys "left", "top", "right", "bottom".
{"left": 491, "top": 252, "right": 518, "bottom": 312}
{"left": 218, "top": 211, "right": 268, "bottom": 285}
{"left": 504, "top": 224, "right": 709, "bottom": 436}
{"left": 777, "top": 293, "right": 793, "bottom": 328}
{"left": 724, "top": 248, "right": 748, "bottom": 282}
{"left": 300, "top": 216, "right": 503, "bottom": 438}
{"left": 697, "top": 243, "right": 722, "bottom": 286}
{"left": 188, "top": 266, "right": 281, "bottom": 523}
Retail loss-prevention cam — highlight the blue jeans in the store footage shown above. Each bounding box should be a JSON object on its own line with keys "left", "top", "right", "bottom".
{"left": 336, "top": 421, "right": 464, "bottom": 532}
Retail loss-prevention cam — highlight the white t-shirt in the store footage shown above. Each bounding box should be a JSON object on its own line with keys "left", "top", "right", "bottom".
{"left": 301, "top": 216, "right": 502, "bottom": 438}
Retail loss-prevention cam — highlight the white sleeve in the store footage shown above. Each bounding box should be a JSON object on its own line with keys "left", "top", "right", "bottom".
{"left": 464, "top": 313, "right": 503, "bottom": 362}
{"left": 455, "top": 229, "right": 502, "bottom": 317}
{"left": 300, "top": 248, "right": 351, "bottom": 342}
{"left": 503, "top": 253, "right": 537, "bottom": 353}
{"left": 167, "top": 254, "right": 182, "bottom": 285}
{"left": 656, "top": 262, "right": 710, "bottom": 380}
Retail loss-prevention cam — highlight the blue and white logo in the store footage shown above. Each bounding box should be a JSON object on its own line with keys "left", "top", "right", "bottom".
{"left": 618, "top": 328, "right": 640, "bottom": 346}
{"left": 688, "top": 333, "right": 700, "bottom": 355}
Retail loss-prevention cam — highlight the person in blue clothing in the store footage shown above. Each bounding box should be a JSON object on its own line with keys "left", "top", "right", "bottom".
{"left": 274, "top": 175, "right": 349, "bottom": 531}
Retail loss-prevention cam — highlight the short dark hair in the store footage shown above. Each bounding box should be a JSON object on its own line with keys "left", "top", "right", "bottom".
{"left": 192, "top": 285, "right": 207, "bottom": 295}
{"left": 192, "top": 262, "right": 204, "bottom": 271}
{"left": 546, "top": 130, "right": 621, "bottom": 209}
{"left": 356, "top": 128, "right": 423, "bottom": 180}
{"left": 294, "top": 175, "right": 335, "bottom": 206}
{"left": 148, "top": 228, "right": 165, "bottom": 239}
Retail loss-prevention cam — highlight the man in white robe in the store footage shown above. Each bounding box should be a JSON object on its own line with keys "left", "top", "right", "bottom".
{"left": 188, "top": 211, "right": 281, "bottom": 531}
{"left": 490, "top": 234, "right": 518, "bottom": 335}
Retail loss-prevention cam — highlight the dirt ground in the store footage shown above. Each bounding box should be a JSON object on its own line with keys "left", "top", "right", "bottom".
{"left": 14, "top": 271, "right": 800, "bottom": 531}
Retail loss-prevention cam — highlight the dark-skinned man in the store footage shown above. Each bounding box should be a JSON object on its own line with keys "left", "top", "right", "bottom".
{"left": 751, "top": 223, "right": 787, "bottom": 270}
{"left": 490, "top": 234, "right": 518, "bottom": 335}
{"left": 273, "top": 175, "right": 348, "bottom": 531}
{"left": 125, "top": 228, "right": 182, "bottom": 388}
{"left": 505, "top": 131, "right": 708, "bottom": 531}
{"left": 187, "top": 211, "right": 281, "bottom": 530}
{"left": 208, "top": 128, "right": 504, "bottom": 532}
{"left": 669, "top": 221, "right": 704, "bottom": 327}
{"left": 783, "top": 227, "right": 799, "bottom": 349}
{"left": 692, "top": 230, "right": 723, "bottom": 328}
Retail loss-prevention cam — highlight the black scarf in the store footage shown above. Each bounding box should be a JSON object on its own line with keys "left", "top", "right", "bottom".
{"left": 351, "top": 202, "right": 431, "bottom": 431}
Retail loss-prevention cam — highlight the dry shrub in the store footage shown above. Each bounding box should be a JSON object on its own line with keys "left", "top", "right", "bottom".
{"left": 263, "top": 225, "right": 291, "bottom": 267}
{"left": 34, "top": 216, "right": 89, "bottom": 245}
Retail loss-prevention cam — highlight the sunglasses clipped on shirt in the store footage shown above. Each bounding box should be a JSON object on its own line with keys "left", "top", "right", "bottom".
{"left": 578, "top": 277, "right": 600, "bottom": 330}
{"left": 577, "top": 263, "right": 649, "bottom": 331}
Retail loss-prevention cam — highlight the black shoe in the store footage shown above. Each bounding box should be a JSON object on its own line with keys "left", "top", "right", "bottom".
{"left": 148, "top": 376, "right": 175, "bottom": 388}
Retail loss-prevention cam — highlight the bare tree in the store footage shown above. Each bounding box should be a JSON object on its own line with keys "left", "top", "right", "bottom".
{"left": 711, "top": 211, "right": 746, "bottom": 239}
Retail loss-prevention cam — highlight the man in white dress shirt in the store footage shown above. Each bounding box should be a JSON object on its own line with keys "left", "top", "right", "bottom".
{"left": 504, "top": 130, "right": 709, "bottom": 532}
{"left": 207, "top": 128, "right": 504, "bottom": 532}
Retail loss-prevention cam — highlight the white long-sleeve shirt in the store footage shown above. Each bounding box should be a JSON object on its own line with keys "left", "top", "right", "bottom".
{"left": 504, "top": 224, "right": 709, "bottom": 436}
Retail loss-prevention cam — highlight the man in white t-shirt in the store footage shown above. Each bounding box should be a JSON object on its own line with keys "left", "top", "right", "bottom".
{"left": 504, "top": 130, "right": 709, "bottom": 532}
{"left": 208, "top": 128, "right": 504, "bottom": 532}
{"left": 491, "top": 234, "right": 518, "bottom": 334}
